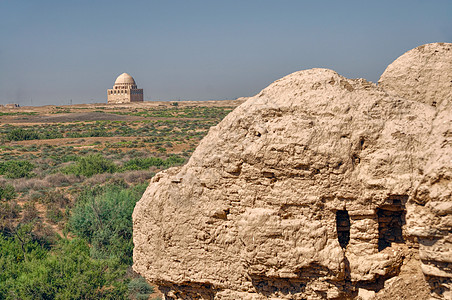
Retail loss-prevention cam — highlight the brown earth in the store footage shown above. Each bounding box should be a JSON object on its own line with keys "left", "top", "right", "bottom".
{"left": 0, "top": 99, "right": 243, "bottom": 155}
{"left": 0, "top": 99, "right": 244, "bottom": 116}
{"left": 2, "top": 112, "right": 145, "bottom": 124}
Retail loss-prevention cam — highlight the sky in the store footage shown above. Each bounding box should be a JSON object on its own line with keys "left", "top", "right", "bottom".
{"left": 0, "top": 0, "right": 451, "bottom": 106}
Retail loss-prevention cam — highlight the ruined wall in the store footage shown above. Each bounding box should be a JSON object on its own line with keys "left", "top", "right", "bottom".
{"left": 133, "top": 44, "right": 452, "bottom": 299}
{"left": 379, "top": 43, "right": 452, "bottom": 299}
{"left": 379, "top": 43, "right": 452, "bottom": 107}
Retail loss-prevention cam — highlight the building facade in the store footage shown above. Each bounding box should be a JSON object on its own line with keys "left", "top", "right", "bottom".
{"left": 107, "top": 73, "right": 143, "bottom": 104}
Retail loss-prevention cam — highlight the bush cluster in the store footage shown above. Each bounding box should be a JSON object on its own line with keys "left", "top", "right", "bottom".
{"left": 0, "top": 234, "right": 127, "bottom": 299}
{"left": 0, "top": 185, "right": 15, "bottom": 201}
{"left": 69, "top": 183, "right": 147, "bottom": 265}
{"left": 0, "top": 160, "right": 35, "bottom": 179}
{"left": 62, "top": 154, "right": 116, "bottom": 177}
{"left": 5, "top": 128, "right": 39, "bottom": 141}
{"left": 62, "top": 153, "right": 185, "bottom": 178}
{"left": 122, "top": 155, "right": 185, "bottom": 171}
{"left": 0, "top": 183, "right": 151, "bottom": 299}
{"left": 4, "top": 128, "right": 63, "bottom": 141}
{"left": 128, "top": 276, "right": 154, "bottom": 300}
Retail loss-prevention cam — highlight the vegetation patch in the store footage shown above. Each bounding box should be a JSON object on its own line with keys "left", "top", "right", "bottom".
{"left": 62, "top": 154, "right": 117, "bottom": 177}
{"left": 69, "top": 184, "right": 147, "bottom": 264}
{"left": 0, "top": 184, "right": 15, "bottom": 201}
{"left": 0, "top": 160, "right": 35, "bottom": 178}
{"left": 122, "top": 155, "right": 185, "bottom": 171}
{"left": 0, "top": 234, "right": 128, "bottom": 299}
{"left": 0, "top": 101, "right": 239, "bottom": 299}
{"left": 4, "top": 127, "right": 63, "bottom": 141}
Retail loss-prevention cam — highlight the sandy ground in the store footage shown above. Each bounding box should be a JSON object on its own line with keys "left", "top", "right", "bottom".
{"left": 0, "top": 100, "right": 244, "bottom": 124}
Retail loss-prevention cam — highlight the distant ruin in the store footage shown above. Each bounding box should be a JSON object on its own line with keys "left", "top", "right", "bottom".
{"left": 133, "top": 43, "right": 452, "bottom": 299}
{"left": 3, "top": 103, "right": 20, "bottom": 108}
{"left": 107, "top": 73, "right": 144, "bottom": 104}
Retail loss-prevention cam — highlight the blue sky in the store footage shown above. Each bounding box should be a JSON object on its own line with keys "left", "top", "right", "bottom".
{"left": 0, "top": 0, "right": 451, "bottom": 106}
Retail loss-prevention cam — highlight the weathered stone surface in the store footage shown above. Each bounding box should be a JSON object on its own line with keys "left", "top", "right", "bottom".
{"left": 133, "top": 44, "right": 451, "bottom": 299}
{"left": 379, "top": 42, "right": 452, "bottom": 107}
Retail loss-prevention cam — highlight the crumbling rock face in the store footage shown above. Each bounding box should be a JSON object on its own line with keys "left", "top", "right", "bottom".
{"left": 379, "top": 42, "right": 452, "bottom": 107}
{"left": 133, "top": 44, "right": 452, "bottom": 299}
{"left": 378, "top": 43, "right": 452, "bottom": 299}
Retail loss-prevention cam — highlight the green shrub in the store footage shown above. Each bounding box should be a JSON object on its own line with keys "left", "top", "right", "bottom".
{"left": 122, "top": 155, "right": 185, "bottom": 171}
{"left": 46, "top": 206, "right": 64, "bottom": 224}
{"left": 128, "top": 276, "right": 153, "bottom": 300}
{"left": 0, "top": 160, "right": 35, "bottom": 178}
{"left": 0, "top": 184, "right": 15, "bottom": 201}
{"left": 39, "top": 190, "right": 70, "bottom": 208}
{"left": 5, "top": 128, "right": 39, "bottom": 141}
{"left": 122, "top": 157, "right": 163, "bottom": 170}
{"left": 3, "top": 127, "right": 63, "bottom": 141}
{"left": 66, "top": 129, "right": 110, "bottom": 138}
{"left": 69, "top": 183, "right": 147, "bottom": 264}
{"left": 164, "top": 154, "right": 186, "bottom": 166}
{"left": 62, "top": 154, "right": 116, "bottom": 177}
{"left": 0, "top": 235, "right": 128, "bottom": 299}
{"left": 21, "top": 202, "right": 39, "bottom": 223}
{"left": 40, "top": 130, "right": 63, "bottom": 139}
{"left": 0, "top": 201, "right": 21, "bottom": 233}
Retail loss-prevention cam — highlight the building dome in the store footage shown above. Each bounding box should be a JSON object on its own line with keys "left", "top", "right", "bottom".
{"left": 114, "top": 73, "right": 136, "bottom": 85}
{"left": 108, "top": 72, "right": 143, "bottom": 104}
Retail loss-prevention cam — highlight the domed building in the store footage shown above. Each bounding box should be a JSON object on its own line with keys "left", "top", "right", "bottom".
{"left": 107, "top": 73, "right": 144, "bottom": 104}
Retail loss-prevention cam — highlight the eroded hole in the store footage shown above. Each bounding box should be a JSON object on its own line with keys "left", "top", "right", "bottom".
{"left": 377, "top": 206, "right": 406, "bottom": 251}
{"left": 336, "top": 210, "right": 350, "bottom": 249}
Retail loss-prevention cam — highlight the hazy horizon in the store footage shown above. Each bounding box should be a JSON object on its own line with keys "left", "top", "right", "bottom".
{"left": 1, "top": 0, "right": 451, "bottom": 106}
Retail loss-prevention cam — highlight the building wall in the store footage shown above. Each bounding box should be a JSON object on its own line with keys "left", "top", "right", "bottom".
{"left": 130, "top": 89, "right": 144, "bottom": 102}
{"left": 107, "top": 89, "right": 128, "bottom": 103}
{"left": 107, "top": 88, "right": 143, "bottom": 103}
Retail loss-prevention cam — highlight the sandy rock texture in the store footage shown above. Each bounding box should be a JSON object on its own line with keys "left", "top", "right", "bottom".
{"left": 133, "top": 44, "right": 451, "bottom": 299}
{"left": 379, "top": 42, "right": 452, "bottom": 106}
